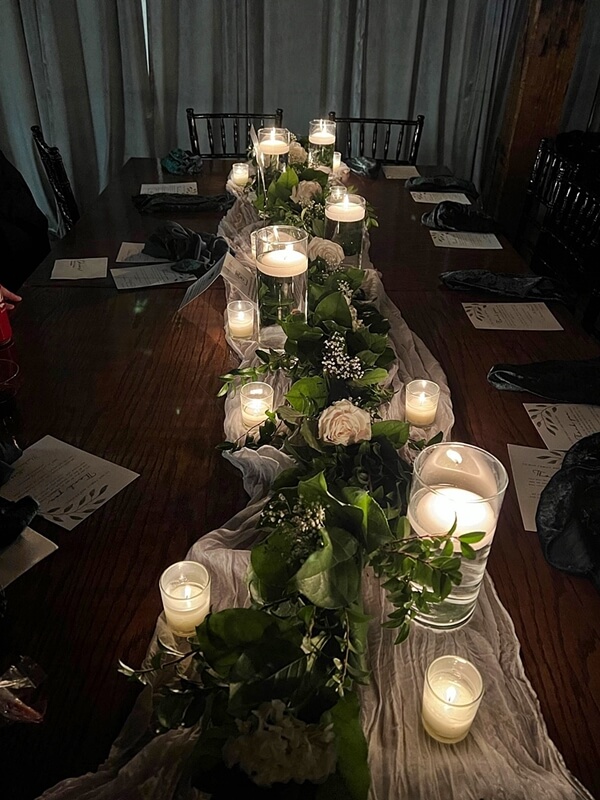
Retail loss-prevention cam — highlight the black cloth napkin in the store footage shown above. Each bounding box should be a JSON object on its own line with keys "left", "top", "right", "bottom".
{"left": 161, "top": 148, "right": 203, "bottom": 175}
{"left": 0, "top": 496, "right": 39, "bottom": 548}
{"left": 143, "top": 223, "right": 229, "bottom": 277}
{"left": 487, "top": 357, "right": 600, "bottom": 404}
{"left": 345, "top": 157, "right": 380, "bottom": 179}
{"left": 405, "top": 175, "right": 479, "bottom": 200}
{"left": 132, "top": 192, "right": 235, "bottom": 214}
{"left": 440, "top": 270, "right": 576, "bottom": 306}
{"left": 421, "top": 201, "right": 495, "bottom": 233}
{"left": 536, "top": 433, "right": 600, "bottom": 590}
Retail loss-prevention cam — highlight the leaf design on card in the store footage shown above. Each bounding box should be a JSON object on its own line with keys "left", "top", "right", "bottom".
{"left": 43, "top": 484, "right": 111, "bottom": 525}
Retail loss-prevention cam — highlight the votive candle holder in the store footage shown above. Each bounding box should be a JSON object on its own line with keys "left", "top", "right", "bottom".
{"left": 231, "top": 162, "right": 249, "bottom": 186}
{"left": 308, "top": 119, "right": 336, "bottom": 168}
{"left": 422, "top": 655, "right": 484, "bottom": 744}
{"left": 405, "top": 379, "right": 440, "bottom": 426}
{"left": 227, "top": 300, "right": 255, "bottom": 340}
{"left": 240, "top": 381, "right": 274, "bottom": 429}
{"left": 159, "top": 561, "right": 211, "bottom": 637}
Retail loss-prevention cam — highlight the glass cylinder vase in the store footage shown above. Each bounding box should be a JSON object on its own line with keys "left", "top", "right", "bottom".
{"left": 407, "top": 442, "right": 509, "bottom": 630}
{"left": 255, "top": 226, "right": 308, "bottom": 350}
{"left": 324, "top": 194, "right": 366, "bottom": 269}
{"left": 308, "top": 119, "right": 336, "bottom": 168}
{"left": 258, "top": 127, "right": 291, "bottom": 184}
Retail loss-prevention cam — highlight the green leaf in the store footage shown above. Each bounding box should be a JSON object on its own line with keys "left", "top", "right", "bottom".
{"left": 250, "top": 528, "right": 300, "bottom": 600}
{"left": 286, "top": 376, "right": 328, "bottom": 414}
{"left": 325, "top": 692, "right": 370, "bottom": 800}
{"left": 352, "top": 368, "right": 387, "bottom": 387}
{"left": 370, "top": 420, "right": 410, "bottom": 448}
{"left": 292, "top": 527, "right": 361, "bottom": 608}
{"left": 341, "top": 486, "right": 392, "bottom": 553}
{"left": 313, "top": 291, "right": 353, "bottom": 328}
{"left": 460, "top": 541, "right": 477, "bottom": 560}
{"left": 281, "top": 318, "right": 324, "bottom": 342}
{"left": 458, "top": 531, "right": 485, "bottom": 544}
{"left": 298, "top": 167, "right": 329, "bottom": 187}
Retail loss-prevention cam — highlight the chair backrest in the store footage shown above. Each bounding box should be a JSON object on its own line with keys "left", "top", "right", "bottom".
{"left": 328, "top": 111, "right": 424, "bottom": 164}
{"left": 31, "top": 125, "right": 80, "bottom": 232}
{"left": 186, "top": 109, "right": 284, "bottom": 158}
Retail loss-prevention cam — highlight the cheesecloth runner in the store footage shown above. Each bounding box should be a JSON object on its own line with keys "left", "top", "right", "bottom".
{"left": 39, "top": 199, "right": 592, "bottom": 800}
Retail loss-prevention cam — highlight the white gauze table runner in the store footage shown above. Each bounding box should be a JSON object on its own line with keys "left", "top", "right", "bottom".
{"left": 39, "top": 199, "right": 592, "bottom": 800}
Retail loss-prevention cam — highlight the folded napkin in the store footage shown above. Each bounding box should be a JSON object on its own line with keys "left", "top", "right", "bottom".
{"left": 421, "top": 201, "right": 495, "bottom": 233}
{"left": 132, "top": 193, "right": 235, "bottom": 214}
{"left": 405, "top": 175, "right": 479, "bottom": 200}
{"left": 0, "top": 496, "right": 39, "bottom": 548}
{"left": 440, "top": 270, "right": 576, "bottom": 306}
{"left": 536, "top": 433, "right": 600, "bottom": 590}
{"left": 143, "top": 223, "right": 229, "bottom": 277}
{"left": 161, "top": 148, "right": 203, "bottom": 175}
{"left": 487, "top": 357, "right": 600, "bottom": 404}
{"left": 346, "top": 156, "right": 380, "bottom": 179}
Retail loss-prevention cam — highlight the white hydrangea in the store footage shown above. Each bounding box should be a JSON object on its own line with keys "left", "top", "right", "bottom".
{"left": 223, "top": 700, "right": 336, "bottom": 787}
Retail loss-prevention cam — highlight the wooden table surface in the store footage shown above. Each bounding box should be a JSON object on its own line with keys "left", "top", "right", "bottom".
{"left": 1, "top": 159, "right": 599, "bottom": 799}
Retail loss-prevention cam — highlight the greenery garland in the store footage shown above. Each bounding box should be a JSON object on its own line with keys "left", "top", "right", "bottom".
{"left": 120, "top": 151, "right": 483, "bottom": 799}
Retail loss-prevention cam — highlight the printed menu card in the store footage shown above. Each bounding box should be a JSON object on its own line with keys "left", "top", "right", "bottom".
{"left": 382, "top": 165, "right": 420, "bottom": 179}
{"left": 51, "top": 258, "right": 108, "bottom": 280}
{"left": 507, "top": 444, "right": 564, "bottom": 531}
{"left": 115, "top": 242, "right": 169, "bottom": 264}
{"left": 0, "top": 436, "right": 139, "bottom": 531}
{"left": 430, "top": 231, "right": 502, "bottom": 249}
{"left": 463, "top": 302, "right": 563, "bottom": 330}
{"left": 524, "top": 403, "right": 600, "bottom": 450}
{"left": 111, "top": 263, "right": 194, "bottom": 290}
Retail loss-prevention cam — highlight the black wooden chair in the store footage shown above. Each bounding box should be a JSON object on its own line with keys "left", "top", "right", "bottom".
{"left": 531, "top": 177, "right": 600, "bottom": 336}
{"left": 327, "top": 111, "right": 424, "bottom": 164}
{"left": 186, "top": 108, "right": 284, "bottom": 158}
{"left": 31, "top": 125, "right": 80, "bottom": 232}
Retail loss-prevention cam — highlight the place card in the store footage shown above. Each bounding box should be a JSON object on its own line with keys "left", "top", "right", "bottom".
{"left": 524, "top": 403, "right": 600, "bottom": 450}
{"left": 220, "top": 252, "right": 256, "bottom": 301}
{"left": 51, "top": 258, "right": 108, "bottom": 280}
{"left": 430, "top": 231, "right": 502, "bottom": 249}
{"left": 383, "top": 165, "right": 420, "bottom": 180}
{"left": 463, "top": 302, "right": 563, "bottom": 331}
{"left": 411, "top": 191, "right": 470, "bottom": 204}
{"left": 140, "top": 182, "right": 198, "bottom": 195}
{"left": 177, "top": 253, "right": 227, "bottom": 312}
{"left": 0, "top": 436, "right": 139, "bottom": 531}
{"left": 0, "top": 527, "right": 57, "bottom": 587}
{"left": 115, "top": 242, "right": 169, "bottom": 264}
{"left": 110, "top": 263, "right": 195, "bottom": 291}
{"left": 507, "top": 444, "right": 564, "bottom": 531}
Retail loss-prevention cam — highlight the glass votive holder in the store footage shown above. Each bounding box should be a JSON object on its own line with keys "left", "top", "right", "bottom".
{"left": 328, "top": 185, "right": 348, "bottom": 203}
{"left": 422, "top": 655, "right": 484, "bottom": 744}
{"left": 405, "top": 379, "right": 440, "bottom": 426}
{"left": 159, "top": 561, "right": 211, "bottom": 637}
{"left": 332, "top": 151, "right": 342, "bottom": 173}
{"left": 308, "top": 119, "right": 336, "bottom": 168}
{"left": 407, "top": 442, "right": 509, "bottom": 630}
{"left": 240, "top": 381, "right": 274, "bottom": 429}
{"left": 324, "top": 194, "right": 366, "bottom": 269}
{"left": 227, "top": 300, "right": 255, "bottom": 340}
{"left": 258, "top": 127, "right": 290, "bottom": 174}
{"left": 231, "top": 162, "right": 249, "bottom": 186}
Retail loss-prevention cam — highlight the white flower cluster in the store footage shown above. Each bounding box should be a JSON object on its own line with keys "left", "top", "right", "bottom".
{"left": 322, "top": 331, "right": 365, "bottom": 381}
{"left": 262, "top": 496, "right": 325, "bottom": 534}
{"left": 223, "top": 700, "right": 336, "bottom": 787}
{"left": 291, "top": 180, "right": 322, "bottom": 207}
{"left": 318, "top": 399, "right": 372, "bottom": 446}
{"left": 307, "top": 237, "right": 344, "bottom": 267}
{"left": 289, "top": 141, "right": 308, "bottom": 165}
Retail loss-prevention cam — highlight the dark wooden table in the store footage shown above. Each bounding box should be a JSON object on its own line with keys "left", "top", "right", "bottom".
{"left": 1, "top": 159, "right": 599, "bottom": 799}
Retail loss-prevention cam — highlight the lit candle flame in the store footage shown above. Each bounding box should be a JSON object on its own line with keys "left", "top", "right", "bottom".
{"left": 445, "top": 685, "right": 457, "bottom": 703}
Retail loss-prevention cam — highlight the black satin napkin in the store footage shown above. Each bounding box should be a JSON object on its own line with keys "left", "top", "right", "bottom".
{"left": 441, "top": 270, "right": 576, "bottom": 306}
{"left": 132, "top": 192, "right": 235, "bottom": 214}
{"left": 405, "top": 175, "right": 479, "bottom": 200}
{"left": 143, "top": 223, "right": 229, "bottom": 277}
{"left": 0, "top": 496, "right": 39, "bottom": 548}
{"left": 536, "top": 433, "right": 600, "bottom": 590}
{"left": 487, "top": 357, "right": 600, "bottom": 404}
{"left": 345, "top": 157, "right": 380, "bottom": 179}
{"left": 422, "top": 201, "right": 494, "bottom": 233}
{"left": 161, "top": 148, "right": 203, "bottom": 175}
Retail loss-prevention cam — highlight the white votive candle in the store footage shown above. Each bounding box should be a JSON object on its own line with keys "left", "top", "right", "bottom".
{"left": 332, "top": 151, "right": 342, "bottom": 172}
{"left": 328, "top": 185, "right": 348, "bottom": 203}
{"left": 422, "top": 655, "right": 484, "bottom": 743}
{"left": 325, "top": 194, "right": 366, "bottom": 223}
{"left": 405, "top": 379, "right": 440, "bottom": 426}
{"left": 257, "top": 246, "right": 308, "bottom": 277}
{"left": 227, "top": 300, "right": 255, "bottom": 339}
{"left": 231, "top": 163, "right": 249, "bottom": 186}
{"left": 240, "top": 381, "right": 274, "bottom": 429}
{"left": 159, "top": 562, "right": 211, "bottom": 637}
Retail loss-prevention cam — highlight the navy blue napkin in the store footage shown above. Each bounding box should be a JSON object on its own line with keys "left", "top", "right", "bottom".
{"left": 487, "top": 357, "right": 600, "bottom": 404}
{"left": 405, "top": 175, "right": 479, "bottom": 201}
{"left": 441, "top": 270, "right": 576, "bottom": 306}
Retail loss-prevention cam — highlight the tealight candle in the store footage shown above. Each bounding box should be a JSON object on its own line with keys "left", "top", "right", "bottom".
{"left": 422, "top": 655, "right": 484, "bottom": 743}
{"left": 332, "top": 151, "right": 342, "bottom": 172}
{"left": 240, "top": 381, "right": 274, "bottom": 429}
{"left": 231, "top": 162, "right": 249, "bottom": 186}
{"left": 159, "top": 561, "right": 211, "bottom": 637}
{"left": 325, "top": 194, "right": 366, "bottom": 223}
{"left": 328, "top": 185, "right": 348, "bottom": 203}
{"left": 405, "top": 379, "right": 440, "bottom": 426}
{"left": 227, "top": 300, "right": 255, "bottom": 339}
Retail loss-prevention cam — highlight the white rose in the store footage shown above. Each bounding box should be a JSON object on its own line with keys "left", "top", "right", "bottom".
{"left": 291, "top": 180, "right": 322, "bottom": 207}
{"left": 318, "top": 399, "right": 371, "bottom": 446}
{"left": 288, "top": 141, "right": 308, "bottom": 165}
{"left": 307, "top": 237, "right": 345, "bottom": 267}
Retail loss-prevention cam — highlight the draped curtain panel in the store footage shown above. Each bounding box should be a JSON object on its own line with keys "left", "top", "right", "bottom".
{"left": 0, "top": 0, "right": 151, "bottom": 232}
{"left": 561, "top": 0, "right": 600, "bottom": 132}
